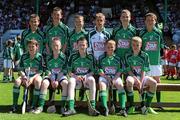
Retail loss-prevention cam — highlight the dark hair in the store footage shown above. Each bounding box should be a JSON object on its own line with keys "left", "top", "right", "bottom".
{"left": 77, "top": 37, "right": 87, "bottom": 43}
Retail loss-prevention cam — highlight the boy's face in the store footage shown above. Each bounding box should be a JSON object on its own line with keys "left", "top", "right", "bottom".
{"left": 52, "top": 11, "right": 62, "bottom": 23}
{"left": 145, "top": 16, "right": 156, "bottom": 28}
{"left": 52, "top": 40, "right": 61, "bottom": 52}
{"left": 78, "top": 40, "right": 87, "bottom": 51}
{"left": 132, "top": 41, "right": 142, "bottom": 54}
{"left": 28, "top": 43, "right": 37, "bottom": 55}
{"left": 95, "top": 17, "right": 105, "bottom": 28}
{"left": 106, "top": 43, "right": 116, "bottom": 54}
{"left": 29, "top": 18, "right": 39, "bottom": 29}
{"left": 120, "top": 12, "right": 131, "bottom": 24}
{"left": 75, "top": 17, "right": 84, "bottom": 28}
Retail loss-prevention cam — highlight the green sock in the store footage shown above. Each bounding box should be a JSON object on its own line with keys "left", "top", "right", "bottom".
{"left": 32, "top": 88, "right": 40, "bottom": 107}
{"left": 141, "top": 91, "right": 147, "bottom": 107}
{"left": 13, "top": 86, "right": 20, "bottom": 106}
{"left": 127, "top": 91, "right": 134, "bottom": 107}
{"left": 118, "top": 89, "right": 126, "bottom": 109}
{"left": 61, "top": 96, "right": 67, "bottom": 108}
{"left": 99, "top": 90, "right": 107, "bottom": 109}
{"left": 69, "top": 100, "right": 75, "bottom": 110}
{"left": 3, "top": 76, "right": 6, "bottom": 81}
{"left": 90, "top": 100, "right": 96, "bottom": 109}
{"left": 156, "top": 91, "right": 161, "bottom": 103}
{"left": 38, "top": 93, "right": 46, "bottom": 108}
{"left": 146, "top": 92, "right": 154, "bottom": 107}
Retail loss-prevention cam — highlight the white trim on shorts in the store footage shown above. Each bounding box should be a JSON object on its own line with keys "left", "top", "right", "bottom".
{"left": 146, "top": 65, "right": 162, "bottom": 76}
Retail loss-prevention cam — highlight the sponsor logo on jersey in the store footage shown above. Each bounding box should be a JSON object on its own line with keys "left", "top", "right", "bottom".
{"left": 117, "top": 39, "right": 130, "bottom": 48}
{"left": 52, "top": 68, "right": 61, "bottom": 74}
{"left": 93, "top": 42, "right": 105, "bottom": 51}
{"left": 76, "top": 67, "right": 89, "bottom": 74}
{"left": 104, "top": 66, "right": 116, "bottom": 75}
{"left": 145, "top": 41, "right": 158, "bottom": 51}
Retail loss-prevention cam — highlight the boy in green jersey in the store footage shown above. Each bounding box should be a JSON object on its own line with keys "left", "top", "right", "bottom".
{"left": 111, "top": 9, "right": 137, "bottom": 103}
{"left": 10, "top": 39, "right": 43, "bottom": 113}
{"left": 140, "top": 13, "right": 165, "bottom": 107}
{"left": 63, "top": 37, "right": 99, "bottom": 116}
{"left": 33, "top": 37, "right": 68, "bottom": 114}
{"left": 111, "top": 9, "right": 136, "bottom": 58}
{"left": 45, "top": 7, "right": 69, "bottom": 54}
{"left": 125, "top": 36, "right": 157, "bottom": 115}
{"left": 68, "top": 14, "right": 88, "bottom": 55}
{"left": 21, "top": 14, "right": 45, "bottom": 54}
{"left": 98, "top": 39, "right": 127, "bottom": 117}
{"left": 68, "top": 14, "right": 88, "bottom": 100}
{"left": 3, "top": 39, "right": 14, "bottom": 82}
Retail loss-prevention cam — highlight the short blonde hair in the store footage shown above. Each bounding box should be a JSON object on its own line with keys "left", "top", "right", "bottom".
{"left": 53, "top": 7, "right": 62, "bottom": 14}
{"left": 132, "top": 36, "right": 142, "bottom": 43}
{"left": 121, "top": 9, "right": 131, "bottom": 17}
{"left": 145, "top": 12, "right": 157, "bottom": 21}
{"left": 105, "top": 39, "right": 116, "bottom": 46}
{"left": 96, "top": 13, "right": 105, "bottom": 20}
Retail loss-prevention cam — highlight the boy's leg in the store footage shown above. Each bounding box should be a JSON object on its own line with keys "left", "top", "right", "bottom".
{"left": 99, "top": 77, "right": 108, "bottom": 116}
{"left": 143, "top": 76, "right": 158, "bottom": 114}
{"left": 10, "top": 77, "right": 22, "bottom": 113}
{"left": 86, "top": 76, "right": 100, "bottom": 116}
{"left": 33, "top": 79, "right": 50, "bottom": 114}
{"left": 126, "top": 76, "right": 135, "bottom": 114}
{"left": 31, "top": 75, "right": 42, "bottom": 109}
{"left": 63, "top": 77, "right": 76, "bottom": 116}
{"left": 115, "top": 77, "right": 127, "bottom": 117}
{"left": 60, "top": 77, "right": 68, "bottom": 114}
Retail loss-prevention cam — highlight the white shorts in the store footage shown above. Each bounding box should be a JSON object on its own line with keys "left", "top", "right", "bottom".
{"left": 99, "top": 76, "right": 123, "bottom": 88}
{"left": 161, "top": 59, "right": 168, "bottom": 65}
{"left": 178, "top": 62, "right": 180, "bottom": 68}
{"left": 168, "top": 62, "right": 177, "bottom": 67}
{"left": 146, "top": 65, "right": 162, "bottom": 76}
{"left": 3, "top": 59, "right": 14, "bottom": 68}
{"left": 75, "top": 76, "right": 95, "bottom": 89}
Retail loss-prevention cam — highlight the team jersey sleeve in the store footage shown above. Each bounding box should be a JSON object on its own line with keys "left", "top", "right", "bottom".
{"left": 62, "top": 54, "right": 68, "bottom": 75}
{"left": 142, "top": 53, "right": 150, "bottom": 72}
{"left": 89, "top": 54, "right": 96, "bottom": 74}
{"left": 67, "top": 53, "right": 74, "bottom": 73}
{"left": 124, "top": 53, "right": 131, "bottom": 72}
{"left": 97, "top": 56, "right": 104, "bottom": 74}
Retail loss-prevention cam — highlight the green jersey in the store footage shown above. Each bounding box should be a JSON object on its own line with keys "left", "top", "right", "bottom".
{"left": 45, "top": 52, "right": 67, "bottom": 76}
{"left": 68, "top": 51, "right": 96, "bottom": 75}
{"left": 21, "top": 28, "right": 45, "bottom": 53}
{"left": 98, "top": 53, "right": 123, "bottom": 76}
{"left": 3, "top": 46, "right": 14, "bottom": 59}
{"left": 68, "top": 29, "right": 88, "bottom": 55}
{"left": 13, "top": 42, "right": 23, "bottom": 61}
{"left": 19, "top": 52, "right": 44, "bottom": 76}
{"left": 125, "top": 51, "right": 150, "bottom": 77}
{"left": 111, "top": 24, "right": 136, "bottom": 58}
{"left": 45, "top": 22, "right": 69, "bottom": 53}
{"left": 140, "top": 27, "right": 164, "bottom": 65}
